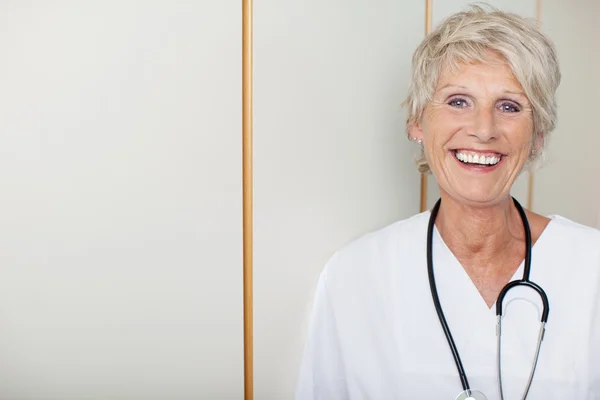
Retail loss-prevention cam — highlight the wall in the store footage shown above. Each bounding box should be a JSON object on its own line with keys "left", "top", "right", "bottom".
{"left": 253, "top": 1, "right": 424, "bottom": 398}
{"left": 0, "top": 2, "right": 243, "bottom": 399}
{"left": 533, "top": 0, "right": 600, "bottom": 227}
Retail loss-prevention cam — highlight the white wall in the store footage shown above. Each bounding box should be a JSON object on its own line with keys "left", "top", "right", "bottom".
{"left": 533, "top": 0, "right": 600, "bottom": 227}
{"left": 0, "top": 2, "right": 243, "bottom": 399}
{"left": 254, "top": 1, "right": 424, "bottom": 399}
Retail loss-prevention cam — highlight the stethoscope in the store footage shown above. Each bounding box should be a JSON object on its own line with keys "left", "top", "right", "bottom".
{"left": 427, "top": 197, "right": 550, "bottom": 400}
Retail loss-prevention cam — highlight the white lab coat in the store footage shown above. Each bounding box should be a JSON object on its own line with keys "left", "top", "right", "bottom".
{"left": 295, "top": 211, "right": 600, "bottom": 399}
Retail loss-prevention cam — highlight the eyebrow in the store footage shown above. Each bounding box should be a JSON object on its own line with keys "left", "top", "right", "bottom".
{"left": 437, "top": 84, "right": 467, "bottom": 91}
{"left": 437, "top": 84, "right": 526, "bottom": 97}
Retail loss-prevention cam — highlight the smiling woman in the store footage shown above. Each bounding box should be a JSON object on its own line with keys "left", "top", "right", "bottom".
{"left": 295, "top": 5, "right": 600, "bottom": 400}
{"left": 409, "top": 52, "right": 539, "bottom": 208}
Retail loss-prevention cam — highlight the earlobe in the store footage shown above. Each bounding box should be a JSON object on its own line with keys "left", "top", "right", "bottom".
{"left": 407, "top": 119, "right": 424, "bottom": 144}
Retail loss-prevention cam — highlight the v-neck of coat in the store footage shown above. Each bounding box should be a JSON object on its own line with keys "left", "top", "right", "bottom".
{"left": 427, "top": 217, "right": 556, "bottom": 369}
{"left": 432, "top": 217, "right": 555, "bottom": 313}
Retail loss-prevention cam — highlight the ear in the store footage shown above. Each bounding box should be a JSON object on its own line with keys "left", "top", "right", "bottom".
{"left": 407, "top": 117, "right": 424, "bottom": 142}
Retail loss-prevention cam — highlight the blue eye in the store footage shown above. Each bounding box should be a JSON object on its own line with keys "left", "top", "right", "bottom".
{"left": 448, "top": 98, "right": 469, "bottom": 108}
{"left": 499, "top": 102, "right": 521, "bottom": 113}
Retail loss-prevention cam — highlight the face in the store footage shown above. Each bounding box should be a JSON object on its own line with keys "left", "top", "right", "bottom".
{"left": 409, "top": 52, "right": 537, "bottom": 207}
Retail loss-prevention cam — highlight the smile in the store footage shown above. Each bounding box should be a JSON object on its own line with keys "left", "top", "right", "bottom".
{"left": 451, "top": 149, "right": 505, "bottom": 168}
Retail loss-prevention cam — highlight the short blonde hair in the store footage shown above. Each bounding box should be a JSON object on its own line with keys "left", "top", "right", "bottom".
{"left": 403, "top": 4, "right": 561, "bottom": 174}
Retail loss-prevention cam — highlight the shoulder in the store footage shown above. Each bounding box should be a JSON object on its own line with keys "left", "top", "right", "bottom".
{"left": 546, "top": 214, "right": 600, "bottom": 247}
{"left": 317, "top": 211, "right": 431, "bottom": 313}
{"left": 541, "top": 215, "right": 600, "bottom": 276}
{"left": 322, "top": 211, "right": 430, "bottom": 283}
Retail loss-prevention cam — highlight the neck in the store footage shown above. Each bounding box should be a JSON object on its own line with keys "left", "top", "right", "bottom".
{"left": 434, "top": 193, "right": 524, "bottom": 263}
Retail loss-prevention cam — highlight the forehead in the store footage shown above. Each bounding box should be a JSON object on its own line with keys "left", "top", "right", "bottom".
{"left": 436, "top": 53, "right": 523, "bottom": 92}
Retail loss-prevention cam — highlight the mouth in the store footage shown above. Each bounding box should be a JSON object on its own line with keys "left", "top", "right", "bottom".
{"left": 451, "top": 149, "right": 506, "bottom": 171}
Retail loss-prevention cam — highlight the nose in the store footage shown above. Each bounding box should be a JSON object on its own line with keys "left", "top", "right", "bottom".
{"left": 470, "top": 106, "right": 497, "bottom": 142}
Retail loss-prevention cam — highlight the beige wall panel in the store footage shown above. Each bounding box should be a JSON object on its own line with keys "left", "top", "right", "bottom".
{"left": 0, "top": 2, "right": 243, "bottom": 398}
{"left": 254, "top": 1, "right": 425, "bottom": 398}
{"left": 533, "top": 0, "right": 600, "bottom": 227}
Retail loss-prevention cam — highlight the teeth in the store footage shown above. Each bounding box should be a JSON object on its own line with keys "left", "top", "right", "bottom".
{"left": 455, "top": 151, "right": 501, "bottom": 166}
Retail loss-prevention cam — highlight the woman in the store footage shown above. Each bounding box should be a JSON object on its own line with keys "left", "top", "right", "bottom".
{"left": 295, "top": 6, "right": 600, "bottom": 400}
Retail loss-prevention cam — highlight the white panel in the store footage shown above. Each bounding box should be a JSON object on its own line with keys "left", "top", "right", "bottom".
{"left": 533, "top": 0, "right": 600, "bottom": 226}
{"left": 0, "top": 2, "right": 242, "bottom": 399}
{"left": 254, "top": 1, "right": 424, "bottom": 398}
{"left": 426, "top": 0, "right": 537, "bottom": 210}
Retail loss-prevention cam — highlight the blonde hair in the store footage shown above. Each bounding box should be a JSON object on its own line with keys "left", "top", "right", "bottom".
{"left": 403, "top": 4, "right": 561, "bottom": 174}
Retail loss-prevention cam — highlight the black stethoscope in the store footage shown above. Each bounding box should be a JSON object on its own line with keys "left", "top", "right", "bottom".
{"left": 427, "top": 197, "right": 550, "bottom": 400}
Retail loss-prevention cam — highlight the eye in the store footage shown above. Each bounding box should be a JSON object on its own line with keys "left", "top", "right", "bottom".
{"left": 499, "top": 101, "right": 521, "bottom": 113}
{"left": 447, "top": 97, "right": 470, "bottom": 108}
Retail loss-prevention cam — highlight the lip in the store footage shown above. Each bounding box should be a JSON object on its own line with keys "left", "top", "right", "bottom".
{"left": 451, "top": 149, "right": 505, "bottom": 172}
{"left": 452, "top": 148, "right": 506, "bottom": 157}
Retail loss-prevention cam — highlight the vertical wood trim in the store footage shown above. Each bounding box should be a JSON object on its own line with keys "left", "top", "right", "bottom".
{"left": 425, "top": 0, "right": 433, "bottom": 33}
{"left": 420, "top": 0, "right": 433, "bottom": 212}
{"left": 528, "top": 0, "right": 542, "bottom": 211}
{"left": 527, "top": 173, "right": 535, "bottom": 210}
{"left": 420, "top": 174, "right": 428, "bottom": 213}
{"left": 242, "top": 0, "right": 254, "bottom": 398}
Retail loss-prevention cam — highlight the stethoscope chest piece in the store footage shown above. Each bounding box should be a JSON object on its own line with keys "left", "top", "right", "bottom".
{"left": 455, "top": 389, "right": 487, "bottom": 400}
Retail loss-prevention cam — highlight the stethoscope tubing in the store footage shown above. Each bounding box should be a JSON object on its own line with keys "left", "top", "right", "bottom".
{"left": 426, "top": 197, "right": 550, "bottom": 398}
{"left": 426, "top": 199, "right": 471, "bottom": 391}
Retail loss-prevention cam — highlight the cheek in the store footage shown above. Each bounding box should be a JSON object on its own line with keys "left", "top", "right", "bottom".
{"left": 428, "top": 107, "right": 464, "bottom": 130}
{"left": 422, "top": 136, "right": 452, "bottom": 171}
{"left": 423, "top": 116, "right": 462, "bottom": 151}
{"left": 506, "top": 119, "right": 535, "bottom": 151}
